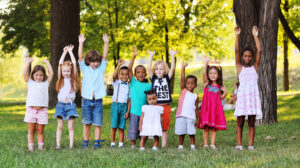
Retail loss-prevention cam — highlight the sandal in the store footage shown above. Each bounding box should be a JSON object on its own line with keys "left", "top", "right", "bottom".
{"left": 82, "top": 140, "right": 89, "bottom": 149}
{"left": 94, "top": 140, "right": 105, "bottom": 149}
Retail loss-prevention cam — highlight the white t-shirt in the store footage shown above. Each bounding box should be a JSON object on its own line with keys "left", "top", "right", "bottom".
{"left": 112, "top": 80, "right": 130, "bottom": 103}
{"left": 57, "top": 78, "right": 76, "bottom": 102}
{"left": 26, "top": 79, "right": 49, "bottom": 107}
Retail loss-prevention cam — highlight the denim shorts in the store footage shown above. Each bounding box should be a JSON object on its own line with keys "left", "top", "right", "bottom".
{"left": 54, "top": 102, "right": 78, "bottom": 120}
{"left": 111, "top": 102, "right": 127, "bottom": 129}
{"left": 81, "top": 98, "right": 103, "bottom": 126}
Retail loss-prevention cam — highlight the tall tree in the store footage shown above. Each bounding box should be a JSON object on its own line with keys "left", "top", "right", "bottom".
{"left": 233, "top": 0, "right": 281, "bottom": 124}
{"left": 283, "top": 0, "right": 289, "bottom": 91}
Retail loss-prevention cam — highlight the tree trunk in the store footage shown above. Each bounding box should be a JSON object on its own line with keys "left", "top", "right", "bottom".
{"left": 50, "top": 0, "right": 80, "bottom": 108}
{"left": 107, "top": 1, "right": 117, "bottom": 68}
{"left": 283, "top": 0, "right": 289, "bottom": 91}
{"left": 115, "top": 0, "right": 120, "bottom": 61}
{"left": 233, "top": 0, "right": 280, "bottom": 124}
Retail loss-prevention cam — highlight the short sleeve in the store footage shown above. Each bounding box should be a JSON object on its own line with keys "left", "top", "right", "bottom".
{"left": 100, "top": 60, "right": 108, "bottom": 74}
{"left": 158, "top": 106, "right": 164, "bottom": 114}
{"left": 112, "top": 80, "right": 119, "bottom": 88}
{"left": 78, "top": 60, "right": 86, "bottom": 73}
{"left": 141, "top": 105, "right": 148, "bottom": 112}
{"left": 27, "top": 79, "right": 33, "bottom": 85}
{"left": 130, "top": 76, "right": 137, "bottom": 86}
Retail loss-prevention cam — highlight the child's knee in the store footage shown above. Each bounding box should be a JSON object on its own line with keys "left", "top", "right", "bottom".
{"left": 248, "top": 120, "right": 255, "bottom": 128}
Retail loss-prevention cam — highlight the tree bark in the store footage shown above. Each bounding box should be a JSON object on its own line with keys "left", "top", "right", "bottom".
{"left": 50, "top": 0, "right": 80, "bottom": 107}
{"left": 107, "top": 1, "right": 117, "bottom": 68}
{"left": 283, "top": 0, "right": 289, "bottom": 91}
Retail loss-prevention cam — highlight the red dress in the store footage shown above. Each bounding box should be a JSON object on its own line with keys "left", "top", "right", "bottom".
{"left": 199, "top": 84, "right": 227, "bottom": 130}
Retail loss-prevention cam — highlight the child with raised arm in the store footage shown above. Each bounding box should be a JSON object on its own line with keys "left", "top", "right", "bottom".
{"left": 147, "top": 49, "right": 176, "bottom": 148}
{"left": 54, "top": 45, "right": 80, "bottom": 149}
{"left": 139, "top": 89, "right": 164, "bottom": 151}
{"left": 78, "top": 33, "right": 109, "bottom": 149}
{"left": 199, "top": 56, "right": 227, "bottom": 149}
{"left": 175, "top": 62, "right": 199, "bottom": 150}
{"left": 234, "top": 26, "right": 262, "bottom": 150}
{"left": 23, "top": 57, "right": 54, "bottom": 151}
{"left": 110, "top": 59, "right": 131, "bottom": 148}
{"left": 127, "top": 47, "right": 152, "bottom": 149}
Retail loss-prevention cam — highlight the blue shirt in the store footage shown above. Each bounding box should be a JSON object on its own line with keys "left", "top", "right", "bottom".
{"left": 79, "top": 59, "right": 108, "bottom": 100}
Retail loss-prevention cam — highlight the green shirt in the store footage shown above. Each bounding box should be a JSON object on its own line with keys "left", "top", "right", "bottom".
{"left": 130, "top": 77, "right": 152, "bottom": 116}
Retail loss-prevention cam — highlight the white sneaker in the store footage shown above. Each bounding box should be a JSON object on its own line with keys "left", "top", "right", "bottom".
{"left": 28, "top": 143, "right": 34, "bottom": 152}
{"left": 131, "top": 145, "right": 135, "bottom": 149}
{"left": 203, "top": 145, "right": 209, "bottom": 148}
{"left": 248, "top": 146, "right": 254, "bottom": 150}
{"left": 140, "top": 147, "right": 145, "bottom": 151}
{"left": 210, "top": 145, "right": 217, "bottom": 150}
{"left": 235, "top": 145, "right": 243, "bottom": 150}
{"left": 152, "top": 147, "right": 158, "bottom": 151}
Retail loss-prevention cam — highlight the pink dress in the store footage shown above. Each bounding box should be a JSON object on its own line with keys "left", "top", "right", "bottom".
{"left": 199, "top": 84, "right": 226, "bottom": 130}
{"left": 234, "top": 66, "right": 262, "bottom": 120}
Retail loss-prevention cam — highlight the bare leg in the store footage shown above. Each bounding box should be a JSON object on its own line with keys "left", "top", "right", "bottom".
{"left": 131, "top": 140, "right": 136, "bottom": 146}
{"left": 118, "top": 128, "right": 124, "bottom": 143}
{"left": 248, "top": 115, "right": 256, "bottom": 146}
{"left": 94, "top": 126, "right": 101, "bottom": 140}
{"left": 83, "top": 124, "right": 91, "bottom": 140}
{"left": 203, "top": 127, "right": 209, "bottom": 146}
{"left": 110, "top": 128, "right": 117, "bottom": 143}
{"left": 189, "top": 135, "right": 195, "bottom": 145}
{"left": 68, "top": 119, "right": 75, "bottom": 148}
{"left": 153, "top": 136, "right": 159, "bottom": 147}
{"left": 210, "top": 128, "right": 216, "bottom": 145}
{"left": 178, "top": 135, "right": 185, "bottom": 145}
{"left": 28, "top": 123, "right": 36, "bottom": 144}
{"left": 236, "top": 116, "right": 245, "bottom": 146}
{"left": 56, "top": 119, "right": 64, "bottom": 147}
{"left": 162, "top": 131, "right": 168, "bottom": 147}
{"left": 36, "top": 124, "right": 45, "bottom": 143}
{"left": 140, "top": 136, "right": 148, "bottom": 148}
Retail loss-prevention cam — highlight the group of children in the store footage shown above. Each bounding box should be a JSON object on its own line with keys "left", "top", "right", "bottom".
{"left": 23, "top": 26, "right": 262, "bottom": 151}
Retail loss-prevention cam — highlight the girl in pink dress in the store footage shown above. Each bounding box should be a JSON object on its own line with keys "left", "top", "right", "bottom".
{"left": 199, "top": 57, "right": 227, "bottom": 149}
{"left": 234, "top": 26, "right": 262, "bottom": 150}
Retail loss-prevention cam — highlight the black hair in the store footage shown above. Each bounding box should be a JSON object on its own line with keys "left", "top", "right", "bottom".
{"left": 206, "top": 65, "right": 223, "bottom": 94}
{"left": 186, "top": 75, "right": 197, "bottom": 84}
{"left": 241, "top": 47, "right": 254, "bottom": 57}
{"left": 119, "top": 66, "right": 129, "bottom": 71}
{"left": 144, "top": 89, "right": 157, "bottom": 96}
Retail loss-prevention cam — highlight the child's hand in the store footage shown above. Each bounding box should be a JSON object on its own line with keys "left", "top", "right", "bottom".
{"left": 170, "top": 50, "right": 177, "bottom": 57}
{"left": 203, "top": 56, "right": 210, "bottom": 64}
{"left": 148, "top": 50, "right": 155, "bottom": 57}
{"left": 220, "top": 86, "right": 227, "bottom": 93}
{"left": 63, "top": 46, "right": 68, "bottom": 53}
{"left": 124, "top": 112, "right": 129, "bottom": 119}
{"left": 234, "top": 26, "right": 241, "bottom": 35}
{"left": 67, "top": 44, "right": 74, "bottom": 52}
{"left": 78, "top": 34, "right": 86, "bottom": 43}
{"left": 43, "top": 59, "right": 50, "bottom": 64}
{"left": 133, "top": 46, "right": 138, "bottom": 57}
{"left": 25, "top": 57, "right": 34, "bottom": 63}
{"left": 195, "top": 120, "right": 199, "bottom": 128}
{"left": 252, "top": 26, "right": 258, "bottom": 37}
{"left": 182, "top": 62, "right": 188, "bottom": 68}
{"left": 138, "top": 125, "right": 142, "bottom": 131}
{"left": 103, "top": 34, "right": 109, "bottom": 43}
{"left": 118, "top": 59, "right": 125, "bottom": 66}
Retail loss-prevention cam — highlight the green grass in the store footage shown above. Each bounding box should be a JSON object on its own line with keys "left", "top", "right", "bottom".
{"left": 0, "top": 95, "right": 300, "bottom": 168}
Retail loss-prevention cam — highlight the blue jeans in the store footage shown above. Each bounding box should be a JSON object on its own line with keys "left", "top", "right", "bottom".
{"left": 81, "top": 98, "right": 103, "bottom": 126}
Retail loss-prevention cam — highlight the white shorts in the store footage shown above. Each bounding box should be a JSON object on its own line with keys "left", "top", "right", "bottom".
{"left": 175, "top": 117, "right": 196, "bottom": 135}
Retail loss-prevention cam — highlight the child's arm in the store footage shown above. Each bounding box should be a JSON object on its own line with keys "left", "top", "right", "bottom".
{"left": 220, "top": 85, "right": 228, "bottom": 100}
{"left": 234, "top": 27, "right": 242, "bottom": 73}
{"left": 252, "top": 26, "right": 262, "bottom": 71}
{"left": 43, "top": 59, "right": 54, "bottom": 83}
{"left": 128, "top": 46, "right": 138, "bottom": 81}
{"left": 58, "top": 46, "right": 68, "bottom": 78}
{"left": 147, "top": 50, "right": 155, "bottom": 79}
{"left": 138, "top": 112, "right": 144, "bottom": 131}
{"left": 124, "top": 98, "right": 131, "bottom": 119}
{"left": 195, "top": 96, "right": 199, "bottom": 128}
{"left": 168, "top": 50, "right": 177, "bottom": 78}
{"left": 67, "top": 45, "right": 77, "bottom": 75}
{"left": 78, "top": 34, "right": 86, "bottom": 62}
{"left": 113, "top": 59, "right": 124, "bottom": 82}
{"left": 202, "top": 56, "right": 209, "bottom": 86}
{"left": 102, "top": 34, "right": 109, "bottom": 61}
{"left": 160, "top": 113, "right": 163, "bottom": 130}
{"left": 180, "top": 62, "right": 188, "bottom": 90}
{"left": 23, "top": 57, "right": 34, "bottom": 82}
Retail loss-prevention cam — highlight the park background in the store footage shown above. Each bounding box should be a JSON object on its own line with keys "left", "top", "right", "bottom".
{"left": 0, "top": 0, "right": 299, "bottom": 167}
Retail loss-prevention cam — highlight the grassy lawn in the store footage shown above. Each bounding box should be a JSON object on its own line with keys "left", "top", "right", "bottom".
{"left": 0, "top": 95, "right": 299, "bottom": 168}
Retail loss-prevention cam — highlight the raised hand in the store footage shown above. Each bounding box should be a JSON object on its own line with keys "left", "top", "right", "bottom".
{"left": 25, "top": 57, "right": 34, "bottom": 63}
{"left": 118, "top": 59, "right": 125, "bottom": 66}
{"left": 63, "top": 46, "right": 68, "bottom": 53}
{"left": 252, "top": 26, "right": 259, "bottom": 37}
{"left": 78, "top": 34, "right": 86, "bottom": 43}
{"left": 67, "top": 44, "right": 74, "bottom": 52}
{"left": 182, "top": 62, "right": 188, "bottom": 68}
{"left": 133, "top": 46, "right": 138, "bottom": 57}
{"left": 170, "top": 50, "right": 177, "bottom": 56}
{"left": 102, "top": 34, "right": 109, "bottom": 43}
{"left": 234, "top": 26, "right": 241, "bottom": 35}
{"left": 148, "top": 50, "right": 155, "bottom": 57}
{"left": 203, "top": 56, "right": 210, "bottom": 64}
{"left": 43, "top": 59, "right": 50, "bottom": 64}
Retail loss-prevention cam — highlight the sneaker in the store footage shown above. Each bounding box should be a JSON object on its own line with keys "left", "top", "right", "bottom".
{"left": 82, "top": 140, "right": 89, "bottom": 149}
{"left": 110, "top": 144, "right": 116, "bottom": 148}
{"left": 55, "top": 146, "right": 61, "bottom": 150}
{"left": 210, "top": 145, "right": 217, "bottom": 150}
{"left": 203, "top": 145, "right": 209, "bottom": 148}
{"left": 235, "top": 145, "right": 243, "bottom": 150}
{"left": 28, "top": 143, "right": 34, "bottom": 152}
{"left": 38, "top": 143, "right": 44, "bottom": 150}
{"left": 152, "top": 147, "right": 158, "bottom": 151}
{"left": 248, "top": 146, "right": 254, "bottom": 150}
{"left": 140, "top": 147, "right": 145, "bottom": 151}
{"left": 131, "top": 145, "right": 135, "bottom": 149}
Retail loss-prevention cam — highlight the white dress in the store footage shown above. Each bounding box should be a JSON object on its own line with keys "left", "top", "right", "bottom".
{"left": 140, "top": 105, "right": 164, "bottom": 136}
{"left": 234, "top": 66, "right": 262, "bottom": 120}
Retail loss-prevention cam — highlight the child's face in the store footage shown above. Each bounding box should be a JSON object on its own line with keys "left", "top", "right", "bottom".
{"left": 62, "top": 66, "right": 72, "bottom": 78}
{"left": 33, "top": 70, "right": 45, "bottom": 82}
{"left": 242, "top": 51, "right": 253, "bottom": 65}
{"left": 155, "top": 63, "right": 166, "bottom": 78}
{"left": 186, "top": 78, "right": 197, "bottom": 92}
{"left": 146, "top": 94, "right": 157, "bottom": 105}
{"left": 119, "top": 69, "right": 129, "bottom": 82}
{"left": 135, "top": 67, "right": 147, "bottom": 82}
{"left": 208, "top": 69, "right": 219, "bottom": 82}
{"left": 90, "top": 61, "right": 100, "bottom": 70}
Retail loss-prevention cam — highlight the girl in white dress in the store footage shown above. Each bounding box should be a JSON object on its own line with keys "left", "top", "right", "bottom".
{"left": 139, "top": 89, "right": 164, "bottom": 151}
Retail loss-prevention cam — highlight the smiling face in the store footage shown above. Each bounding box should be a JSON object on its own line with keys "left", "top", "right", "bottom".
{"left": 90, "top": 61, "right": 100, "bottom": 70}
{"left": 62, "top": 65, "right": 72, "bottom": 78}
{"left": 242, "top": 50, "right": 253, "bottom": 66}
{"left": 185, "top": 77, "right": 197, "bottom": 92}
{"left": 146, "top": 93, "right": 157, "bottom": 105}
{"left": 135, "top": 66, "right": 147, "bottom": 82}
{"left": 154, "top": 63, "right": 166, "bottom": 78}
{"left": 208, "top": 68, "right": 219, "bottom": 83}
{"left": 119, "top": 69, "right": 129, "bottom": 82}
{"left": 33, "top": 70, "right": 45, "bottom": 82}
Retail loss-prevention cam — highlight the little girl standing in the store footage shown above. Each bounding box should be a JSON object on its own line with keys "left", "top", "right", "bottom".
{"left": 234, "top": 26, "right": 262, "bottom": 150}
{"left": 147, "top": 49, "right": 176, "bottom": 148}
{"left": 23, "top": 57, "right": 54, "bottom": 151}
{"left": 139, "top": 89, "right": 164, "bottom": 151}
{"left": 199, "top": 57, "right": 227, "bottom": 149}
{"left": 54, "top": 45, "right": 80, "bottom": 149}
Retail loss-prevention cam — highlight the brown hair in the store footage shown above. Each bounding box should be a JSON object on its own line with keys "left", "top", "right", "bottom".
{"left": 31, "top": 65, "right": 47, "bottom": 81}
{"left": 84, "top": 50, "right": 102, "bottom": 66}
{"left": 56, "top": 61, "right": 80, "bottom": 93}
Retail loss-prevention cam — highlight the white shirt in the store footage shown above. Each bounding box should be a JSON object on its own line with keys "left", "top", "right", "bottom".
{"left": 57, "top": 78, "right": 76, "bottom": 102}
{"left": 176, "top": 89, "right": 197, "bottom": 120}
{"left": 26, "top": 79, "right": 49, "bottom": 107}
{"left": 112, "top": 80, "right": 130, "bottom": 103}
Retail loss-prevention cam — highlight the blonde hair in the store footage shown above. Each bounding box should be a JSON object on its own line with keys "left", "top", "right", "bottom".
{"left": 152, "top": 60, "right": 169, "bottom": 75}
{"left": 56, "top": 61, "right": 80, "bottom": 93}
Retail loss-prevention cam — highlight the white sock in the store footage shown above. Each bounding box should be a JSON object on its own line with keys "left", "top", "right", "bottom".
{"left": 118, "top": 142, "right": 123, "bottom": 147}
{"left": 111, "top": 142, "right": 116, "bottom": 146}
{"left": 38, "top": 142, "right": 44, "bottom": 150}
{"left": 191, "top": 144, "right": 195, "bottom": 149}
{"left": 178, "top": 145, "right": 184, "bottom": 149}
